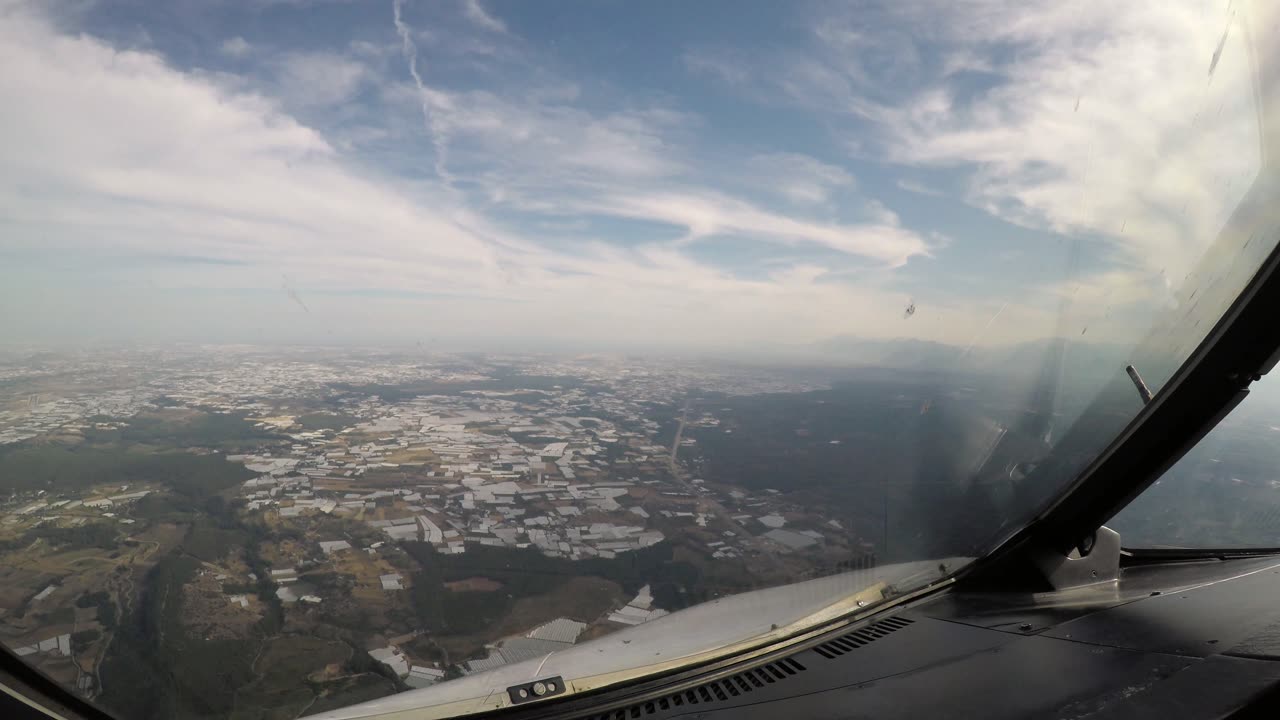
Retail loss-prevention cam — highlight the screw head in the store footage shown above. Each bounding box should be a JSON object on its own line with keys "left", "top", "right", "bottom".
{"left": 532, "top": 682, "right": 547, "bottom": 697}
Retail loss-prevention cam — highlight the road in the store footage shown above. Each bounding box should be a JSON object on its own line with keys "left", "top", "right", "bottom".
{"left": 665, "top": 400, "right": 787, "bottom": 576}
{"left": 668, "top": 400, "right": 688, "bottom": 469}
{"left": 92, "top": 535, "right": 160, "bottom": 697}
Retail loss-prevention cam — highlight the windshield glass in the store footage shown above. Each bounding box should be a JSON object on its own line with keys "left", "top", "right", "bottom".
{"left": 2, "top": 1, "right": 1279, "bottom": 719}
{"left": 1113, "top": 375, "right": 1280, "bottom": 549}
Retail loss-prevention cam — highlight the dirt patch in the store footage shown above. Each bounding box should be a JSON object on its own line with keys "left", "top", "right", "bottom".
{"left": 253, "top": 635, "right": 351, "bottom": 686}
{"left": 29, "top": 654, "right": 80, "bottom": 689}
{"left": 0, "top": 564, "right": 53, "bottom": 615}
{"left": 435, "top": 576, "right": 625, "bottom": 661}
{"left": 331, "top": 549, "right": 402, "bottom": 592}
{"left": 181, "top": 569, "right": 262, "bottom": 640}
{"left": 258, "top": 539, "right": 307, "bottom": 568}
{"left": 443, "top": 577, "right": 502, "bottom": 593}
{"left": 501, "top": 576, "right": 623, "bottom": 632}
{"left": 383, "top": 446, "right": 438, "bottom": 464}
{"left": 306, "top": 673, "right": 397, "bottom": 716}
{"left": 355, "top": 506, "right": 417, "bottom": 523}
{"left": 133, "top": 522, "right": 187, "bottom": 550}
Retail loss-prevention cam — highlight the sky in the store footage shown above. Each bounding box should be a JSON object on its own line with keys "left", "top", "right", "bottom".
{"left": 0, "top": 0, "right": 1270, "bottom": 355}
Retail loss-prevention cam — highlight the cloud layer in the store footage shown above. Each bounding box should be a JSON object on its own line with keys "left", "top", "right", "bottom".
{"left": 0, "top": 0, "right": 1273, "bottom": 357}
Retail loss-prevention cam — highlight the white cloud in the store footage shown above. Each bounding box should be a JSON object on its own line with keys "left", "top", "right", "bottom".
{"left": 379, "top": 79, "right": 928, "bottom": 265}
{"left": 683, "top": 0, "right": 1277, "bottom": 341}
{"left": 394, "top": 85, "right": 689, "bottom": 183}
{"left": 815, "top": 1, "right": 1271, "bottom": 297}
{"left": 940, "top": 48, "right": 996, "bottom": 77}
{"left": 591, "top": 191, "right": 927, "bottom": 266}
{"left": 220, "top": 36, "right": 251, "bottom": 58}
{"left": 383, "top": 4, "right": 935, "bottom": 263}
{"left": 895, "top": 178, "right": 943, "bottom": 196}
{"left": 462, "top": 0, "right": 506, "bottom": 34}
{"left": 0, "top": 3, "right": 495, "bottom": 286}
{"left": 0, "top": 2, "right": 944, "bottom": 351}
{"left": 5, "top": 1, "right": 1093, "bottom": 353}
{"left": 745, "top": 153, "right": 854, "bottom": 205}
{"left": 811, "top": 19, "right": 923, "bottom": 93}
{"left": 683, "top": 50, "right": 751, "bottom": 87}
{"left": 272, "top": 51, "right": 366, "bottom": 107}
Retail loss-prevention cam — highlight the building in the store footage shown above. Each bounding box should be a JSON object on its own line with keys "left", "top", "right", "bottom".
{"left": 417, "top": 515, "right": 444, "bottom": 544}
{"left": 369, "top": 646, "right": 409, "bottom": 677}
{"left": 270, "top": 567, "right": 298, "bottom": 583}
{"left": 527, "top": 618, "right": 587, "bottom": 644}
{"left": 758, "top": 514, "right": 786, "bottom": 529}
{"left": 319, "top": 540, "right": 352, "bottom": 554}
{"left": 406, "top": 665, "right": 444, "bottom": 689}
{"left": 763, "top": 528, "right": 818, "bottom": 551}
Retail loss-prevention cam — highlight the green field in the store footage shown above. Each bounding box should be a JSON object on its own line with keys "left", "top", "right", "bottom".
{"left": 304, "top": 674, "right": 398, "bottom": 716}
{"left": 228, "top": 635, "right": 355, "bottom": 720}
{"left": 294, "top": 413, "right": 359, "bottom": 432}
{"left": 85, "top": 410, "right": 283, "bottom": 452}
{"left": 99, "top": 554, "right": 262, "bottom": 720}
{"left": 402, "top": 542, "right": 702, "bottom": 637}
{"left": 181, "top": 519, "right": 249, "bottom": 562}
{"left": 0, "top": 445, "right": 254, "bottom": 496}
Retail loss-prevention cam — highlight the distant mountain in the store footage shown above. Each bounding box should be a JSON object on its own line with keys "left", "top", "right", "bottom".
{"left": 814, "top": 336, "right": 969, "bottom": 371}
{"left": 814, "top": 334, "right": 1134, "bottom": 386}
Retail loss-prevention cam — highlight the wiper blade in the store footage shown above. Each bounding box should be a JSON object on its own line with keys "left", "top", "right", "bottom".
{"left": 1121, "top": 546, "right": 1280, "bottom": 563}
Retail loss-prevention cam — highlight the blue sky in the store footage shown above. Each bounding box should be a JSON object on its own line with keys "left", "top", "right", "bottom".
{"left": 0, "top": 0, "right": 1266, "bottom": 354}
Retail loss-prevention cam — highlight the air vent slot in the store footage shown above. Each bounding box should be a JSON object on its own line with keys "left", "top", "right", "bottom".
{"left": 576, "top": 657, "right": 807, "bottom": 720}
{"left": 812, "top": 616, "right": 914, "bottom": 659}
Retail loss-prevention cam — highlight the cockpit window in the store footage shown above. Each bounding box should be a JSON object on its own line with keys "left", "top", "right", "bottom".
{"left": 1, "top": 2, "right": 1278, "bottom": 719}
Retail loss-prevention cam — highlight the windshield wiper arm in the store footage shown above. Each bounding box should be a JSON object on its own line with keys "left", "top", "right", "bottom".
{"left": 1125, "top": 364, "right": 1154, "bottom": 405}
{"left": 1121, "top": 546, "right": 1280, "bottom": 563}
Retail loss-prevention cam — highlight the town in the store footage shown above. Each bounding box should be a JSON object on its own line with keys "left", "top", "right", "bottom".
{"left": 0, "top": 347, "right": 870, "bottom": 717}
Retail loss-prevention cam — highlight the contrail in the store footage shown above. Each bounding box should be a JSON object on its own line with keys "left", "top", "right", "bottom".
{"left": 960, "top": 301, "right": 1008, "bottom": 357}
{"left": 391, "top": 0, "right": 511, "bottom": 282}
{"left": 393, "top": 0, "right": 454, "bottom": 188}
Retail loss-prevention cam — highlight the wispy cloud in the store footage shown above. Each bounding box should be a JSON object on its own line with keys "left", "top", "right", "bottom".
{"left": 745, "top": 153, "right": 855, "bottom": 206}
{"left": 380, "top": 80, "right": 932, "bottom": 266}
{"left": 220, "top": 36, "right": 251, "bottom": 58}
{"left": 682, "top": 49, "right": 751, "bottom": 87}
{"left": 373, "top": 15, "right": 931, "bottom": 270}
{"left": 271, "top": 51, "right": 367, "bottom": 107}
{"left": 462, "top": 0, "right": 506, "bottom": 34}
{"left": 6, "top": 0, "right": 1149, "bottom": 352}
{"left": 0, "top": 4, "right": 495, "bottom": 282}
{"left": 871, "top": 2, "right": 1263, "bottom": 283}
{"left": 896, "top": 178, "right": 943, "bottom": 196}
{"left": 590, "top": 191, "right": 928, "bottom": 266}
{"left": 684, "top": 0, "right": 1274, "bottom": 331}
{"left": 0, "top": 2, "right": 941, "bottom": 350}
